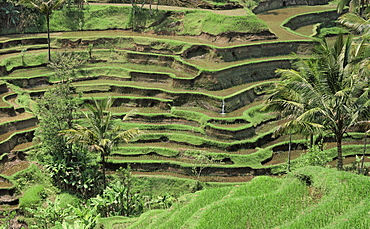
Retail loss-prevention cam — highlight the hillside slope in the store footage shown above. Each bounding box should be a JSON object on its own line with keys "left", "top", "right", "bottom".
{"left": 116, "top": 166, "right": 370, "bottom": 228}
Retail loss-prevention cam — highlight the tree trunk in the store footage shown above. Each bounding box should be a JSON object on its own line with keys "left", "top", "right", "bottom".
{"left": 130, "top": 0, "right": 135, "bottom": 31}
{"left": 337, "top": 136, "right": 343, "bottom": 170}
{"left": 360, "top": 134, "right": 367, "bottom": 174}
{"left": 149, "top": 0, "right": 153, "bottom": 15}
{"left": 102, "top": 152, "right": 106, "bottom": 189}
{"left": 287, "top": 134, "right": 292, "bottom": 172}
{"left": 309, "top": 134, "right": 314, "bottom": 148}
{"left": 126, "top": 174, "right": 131, "bottom": 216}
{"left": 360, "top": 0, "right": 365, "bottom": 17}
{"left": 46, "top": 12, "right": 51, "bottom": 62}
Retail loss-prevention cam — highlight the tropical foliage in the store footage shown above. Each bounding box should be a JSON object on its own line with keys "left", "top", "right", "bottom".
{"left": 25, "top": 198, "right": 100, "bottom": 229}
{"left": 0, "top": 3, "right": 20, "bottom": 29}
{"left": 89, "top": 167, "right": 145, "bottom": 217}
{"left": 337, "top": 0, "right": 369, "bottom": 16}
{"left": 61, "top": 98, "right": 141, "bottom": 187}
{"left": 48, "top": 51, "right": 87, "bottom": 82}
{"left": 264, "top": 34, "right": 370, "bottom": 170}
{"left": 338, "top": 12, "right": 370, "bottom": 35}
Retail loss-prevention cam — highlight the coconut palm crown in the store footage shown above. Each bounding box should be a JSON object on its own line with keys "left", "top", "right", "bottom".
{"left": 61, "top": 98, "right": 141, "bottom": 188}
{"left": 264, "top": 35, "right": 370, "bottom": 170}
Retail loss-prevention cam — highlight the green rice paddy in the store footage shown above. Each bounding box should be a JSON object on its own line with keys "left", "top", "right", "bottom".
{"left": 1, "top": 3, "right": 369, "bottom": 227}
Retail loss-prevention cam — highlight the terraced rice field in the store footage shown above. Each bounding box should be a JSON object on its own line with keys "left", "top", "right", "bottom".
{"left": 0, "top": 2, "right": 366, "bottom": 185}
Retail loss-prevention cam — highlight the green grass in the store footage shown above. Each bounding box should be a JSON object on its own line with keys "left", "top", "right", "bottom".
{"left": 48, "top": 5, "right": 267, "bottom": 35}
{"left": 327, "top": 144, "right": 370, "bottom": 158}
{"left": 97, "top": 216, "right": 138, "bottom": 229}
{"left": 0, "top": 53, "right": 48, "bottom": 72}
{"left": 5, "top": 67, "right": 52, "bottom": 79}
{"left": 171, "top": 105, "right": 274, "bottom": 129}
{"left": 2, "top": 3, "right": 369, "bottom": 229}
{"left": 0, "top": 45, "right": 48, "bottom": 55}
{"left": 111, "top": 146, "right": 180, "bottom": 157}
{"left": 181, "top": 11, "right": 268, "bottom": 35}
{"left": 19, "top": 184, "right": 45, "bottom": 209}
{"left": 55, "top": 192, "right": 81, "bottom": 208}
{"left": 131, "top": 175, "right": 202, "bottom": 197}
{"left": 50, "top": 6, "right": 134, "bottom": 31}
{"left": 130, "top": 185, "right": 234, "bottom": 229}
{"left": 116, "top": 122, "right": 205, "bottom": 134}
{"left": 109, "top": 145, "right": 272, "bottom": 168}
{"left": 123, "top": 166, "right": 370, "bottom": 228}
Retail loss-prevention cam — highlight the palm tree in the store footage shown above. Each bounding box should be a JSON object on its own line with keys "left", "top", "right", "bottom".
{"left": 61, "top": 98, "right": 141, "bottom": 188}
{"left": 337, "top": 0, "right": 369, "bottom": 16}
{"left": 263, "top": 77, "right": 324, "bottom": 172}
{"left": 338, "top": 12, "right": 370, "bottom": 35}
{"left": 21, "top": 0, "right": 65, "bottom": 61}
{"left": 265, "top": 35, "right": 370, "bottom": 170}
{"left": 273, "top": 120, "right": 324, "bottom": 172}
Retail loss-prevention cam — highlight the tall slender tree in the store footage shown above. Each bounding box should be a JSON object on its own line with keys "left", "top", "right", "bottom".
{"left": 61, "top": 98, "right": 141, "bottom": 188}
{"left": 21, "top": 0, "right": 64, "bottom": 61}
{"left": 34, "top": 81, "right": 78, "bottom": 161}
{"left": 263, "top": 78, "right": 324, "bottom": 172}
{"left": 273, "top": 120, "right": 324, "bottom": 172}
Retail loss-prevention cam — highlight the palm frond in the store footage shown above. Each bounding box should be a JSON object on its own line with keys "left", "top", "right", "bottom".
{"left": 122, "top": 109, "right": 137, "bottom": 121}
{"left": 274, "top": 119, "right": 324, "bottom": 137}
{"left": 337, "top": 0, "right": 351, "bottom": 13}
{"left": 115, "top": 128, "right": 141, "bottom": 143}
{"left": 338, "top": 13, "right": 370, "bottom": 34}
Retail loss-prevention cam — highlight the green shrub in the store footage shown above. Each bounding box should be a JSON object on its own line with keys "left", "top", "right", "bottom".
{"left": 56, "top": 192, "right": 81, "bottom": 208}
{"left": 292, "top": 145, "right": 332, "bottom": 170}
{"left": 25, "top": 198, "right": 99, "bottom": 229}
{"left": 19, "top": 184, "right": 45, "bottom": 210}
{"left": 50, "top": 6, "right": 85, "bottom": 31}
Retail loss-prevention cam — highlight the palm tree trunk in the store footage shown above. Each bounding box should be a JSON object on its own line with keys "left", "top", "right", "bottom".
{"left": 337, "top": 136, "right": 343, "bottom": 170}
{"left": 130, "top": 1, "right": 135, "bottom": 32}
{"left": 46, "top": 12, "right": 51, "bottom": 62}
{"left": 149, "top": 0, "right": 153, "bottom": 15}
{"left": 360, "top": 0, "right": 365, "bottom": 17}
{"left": 287, "top": 134, "right": 292, "bottom": 172}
